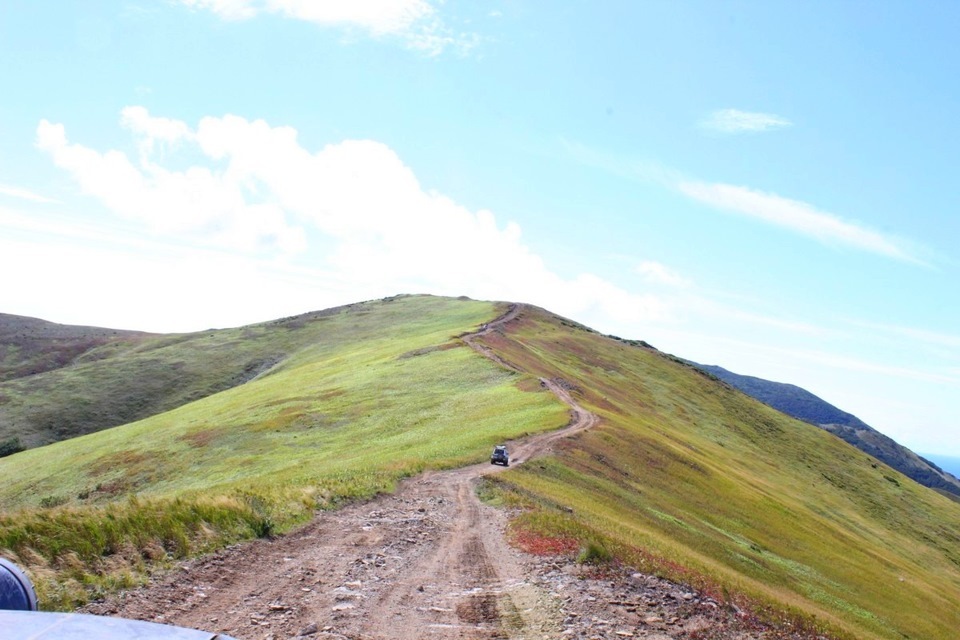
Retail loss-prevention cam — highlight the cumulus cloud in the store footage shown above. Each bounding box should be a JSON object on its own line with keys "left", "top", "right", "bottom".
{"left": 35, "top": 108, "right": 670, "bottom": 330}
{"left": 677, "top": 181, "right": 922, "bottom": 264}
{"left": 178, "top": 0, "right": 477, "bottom": 56}
{"left": 36, "top": 116, "right": 307, "bottom": 254}
{"left": 121, "top": 105, "right": 193, "bottom": 155}
{"left": 700, "top": 109, "right": 792, "bottom": 134}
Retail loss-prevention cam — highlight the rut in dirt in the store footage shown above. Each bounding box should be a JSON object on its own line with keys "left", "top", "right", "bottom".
{"left": 83, "top": 303, "right": 599, "bottom": 640}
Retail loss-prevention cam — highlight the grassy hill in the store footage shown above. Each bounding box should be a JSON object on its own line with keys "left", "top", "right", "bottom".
{"left": 0, "top": 304, "right": 417, "bottom": 451}
{"left": 476, "top": 306, "right": 960, "bottom": 640}
{"left": 692, "top": 363, "right": 869, "bottom": 428}
{"left": 0, "top": 313, "right": 150, "bottom": 384}
{"left": 694, "top": 363, "right": 960, "bottom": 498}
{"left": 0, "top": 313, "right": 152, "bottom": 455}
{"left": 1, "top": 296, "right": 959, "bottom": 639}
{"left": 0, "top": 296, "right": 567, "bottom": 606}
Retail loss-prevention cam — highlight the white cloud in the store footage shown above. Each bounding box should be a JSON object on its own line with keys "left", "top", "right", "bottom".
{"left": 560, "top": 138, "right": 684, "bottom": 187}
{"left": 36, "top": 116, "right": 307, "bottom": 255}
{"left": 700, "top": 109, "right": 792, "bottom": 134}
{"left": 178, "top": 0, "right": 477, "bottom": 56}
{"left": 636, "top": 261, "right": 691, "bottom": 288}
{"left": 677, "top": 181, "right": 922, "bottom": 264}
{"left": 34, "top": 108, "right": 669, "bottom": 332}
{"left": 276, "top": 0, "right": 433, "bottom": 34}
{"left": 563, "top": 140, "right": 927, "bottom": 264}
{"left": 0, "top": 183, "right": 60, "bottom": 204}
{"left": 0, "top": 226, "right": 343, "bottom": 332}
{"left": 179, "top": 0, "right": 257, "bottom": 20}
{"left": 121, "top": 105, "right": 193, "bottom": 155}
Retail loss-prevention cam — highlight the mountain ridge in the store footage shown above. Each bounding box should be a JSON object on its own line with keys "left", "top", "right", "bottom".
{"left": 693, "top": 362, "right": 960, "bottom": 498}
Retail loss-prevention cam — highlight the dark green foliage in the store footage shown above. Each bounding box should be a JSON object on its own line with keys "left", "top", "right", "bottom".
{"left": 39, "top": 495, "right": 68, "bottom": 508}
{"left": 240, "top": 492, "right": 276, "bottom": 539}
{"left": 0, "top": 436, "right": 24, "bottom": 457}
{"left": 251, "top": 516, "right": 275, "bottom": 539}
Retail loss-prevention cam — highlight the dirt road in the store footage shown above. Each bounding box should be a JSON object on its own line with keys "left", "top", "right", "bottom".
{"left": 83, "top": 306, "right": 595, "bottom": 639}
{"left": 83, "top": 306, "right": 773, "bottom": 639}
{"left": 84, "top": 391, "right": 597, "bottom": 638}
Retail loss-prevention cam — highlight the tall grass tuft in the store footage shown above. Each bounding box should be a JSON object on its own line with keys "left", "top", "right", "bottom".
{"left": 576, "top": 540, "right": 612, "bottom": 565}
{"left": 0, "top": 492, "right": 299, "bottom": 609}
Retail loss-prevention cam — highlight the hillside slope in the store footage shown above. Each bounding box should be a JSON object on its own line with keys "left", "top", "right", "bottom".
{"left": 0, "top": 296, "right": 568, "bottom": 609}
{"left": 0, "top": 313, "right": 151, "bottom": 384}
{"left": 695, "top": 364, "right": 960, "bottom": 497}
{"left": 1, "top": 297, "right": 959, "bottom": 640}
{"left": 476, "top": 305, "right": 960, "bottom": 640}
{"left": 0, "top": 296, "right": 565, "bottom": 513}
{"left": 1, "top": 300, "right": 467, "bottom": 450}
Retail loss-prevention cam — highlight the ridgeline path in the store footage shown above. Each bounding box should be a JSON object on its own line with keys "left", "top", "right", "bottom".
{"left": 83, "top": 305, "right": 767, "bottom": 639}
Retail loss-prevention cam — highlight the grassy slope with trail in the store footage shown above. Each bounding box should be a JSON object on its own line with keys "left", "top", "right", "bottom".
{"left": 0, "top": 296, "right": 567, "bottom": 607}
{"left": 2, "top": 296, "right": 959, "bottom": 639}
{"left": 478, "top": 305, "right": 960, "bottom": 640}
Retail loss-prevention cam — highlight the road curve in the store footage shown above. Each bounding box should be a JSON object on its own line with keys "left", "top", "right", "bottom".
{"left": 83, "top": 303, "right": 599, "bottom": 639}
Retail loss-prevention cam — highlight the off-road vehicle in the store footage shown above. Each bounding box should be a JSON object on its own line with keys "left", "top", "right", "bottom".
{"left": 490, "top": 445, "right": 509, "bottom": 466}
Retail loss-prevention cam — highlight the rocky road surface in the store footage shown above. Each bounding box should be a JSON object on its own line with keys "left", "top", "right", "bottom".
{"left": 82, "top": 306, "right": 799, "bottom": 639}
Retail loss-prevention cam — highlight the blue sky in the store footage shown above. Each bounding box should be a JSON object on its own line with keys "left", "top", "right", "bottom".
{"left": 1, "top": 1, "right": 958, "bottom": 457}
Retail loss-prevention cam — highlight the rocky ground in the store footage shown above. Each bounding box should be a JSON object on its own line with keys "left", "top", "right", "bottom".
{"left": 82, "top": 466, "right": 803, "bottom": 640}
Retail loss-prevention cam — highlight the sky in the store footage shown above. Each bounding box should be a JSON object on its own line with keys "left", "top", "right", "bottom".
{"left": 1, "top": 1, "right": 958, "bottom": 457}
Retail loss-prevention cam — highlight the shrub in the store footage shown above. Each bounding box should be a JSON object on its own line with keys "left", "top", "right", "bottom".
{"left": 39, "top": 495, "right": 68, "bottom": 509}
{"left": 577, "top": 540, "right": 612, "bottom": 564}
{"left": 0, "top": 436, "right": 24, "bottom": 458}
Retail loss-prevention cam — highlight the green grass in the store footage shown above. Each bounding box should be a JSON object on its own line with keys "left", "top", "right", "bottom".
{"left": 5, "top": 295, "right": 959, "bottom": 639}
{"left": 0, "top": 295, "right": 567, "bottom": 608}
{"left": 478, "top": 304, "right": 960, "bottom": 640}
{"left": 2, "top": 298, "right": 476, "bottom": 450}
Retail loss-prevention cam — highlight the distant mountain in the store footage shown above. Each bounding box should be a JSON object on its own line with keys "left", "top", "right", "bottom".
{"left": 694, "top": 363, "right": 960, "bottom": 498}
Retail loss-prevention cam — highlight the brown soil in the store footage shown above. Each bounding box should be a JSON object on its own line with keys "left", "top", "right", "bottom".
{"left": 80, "top": 306, "right": 784, "bottom": 639}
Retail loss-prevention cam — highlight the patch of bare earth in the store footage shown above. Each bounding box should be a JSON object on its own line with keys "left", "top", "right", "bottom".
{"left": 81, "top": 466, "right": 776, "bottom": 640}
